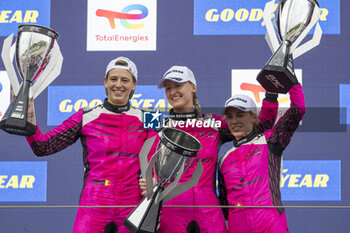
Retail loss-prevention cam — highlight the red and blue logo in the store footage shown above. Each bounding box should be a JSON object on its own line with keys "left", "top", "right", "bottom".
{"left": 96, "top": 4, "right": 148, "bottom": 29}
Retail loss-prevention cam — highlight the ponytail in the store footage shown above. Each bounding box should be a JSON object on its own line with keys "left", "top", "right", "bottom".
{"left": 193, "top": 93, "right": 201, "bottom": 119}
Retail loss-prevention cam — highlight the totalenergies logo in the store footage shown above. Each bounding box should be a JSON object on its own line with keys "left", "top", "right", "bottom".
{"left": 231, "top": 69, "right": 301, "bottom": 119}
{"left": 96, "top": 4, "right": 148, "bottom": 29}
{"left": 87, "top": 0, "right": 156, "bottom": 51}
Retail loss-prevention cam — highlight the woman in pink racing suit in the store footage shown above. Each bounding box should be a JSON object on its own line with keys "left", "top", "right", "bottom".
{"left": 218, "top": 84, "right": 305, "bottom": 233}
{"left": 140, "top": 65, "right": 278, "bottom": 233}
{"left": 26, "top": 57, "right": 156, "bottom": 233}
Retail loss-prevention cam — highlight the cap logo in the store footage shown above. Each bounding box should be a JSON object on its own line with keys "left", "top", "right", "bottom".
{"left": 226, "top": 97, "right": 247, "bottom": 106}
{"left": 235, "top": 97, "right": 248, "bottom": 103}
{"left": 224, "top": 94, "right": 256, "bottom": 114}
{"left": 171, "top": 69, "right": 184, "bottom": 74}
{"left": 164, "top": 69, "right": 184, "bottom": 77}
{"left": 234, "top": 97, "right": 247, "bottom": 103}
{"left": 169, "top": 77, "right": 183, "bottom": 81}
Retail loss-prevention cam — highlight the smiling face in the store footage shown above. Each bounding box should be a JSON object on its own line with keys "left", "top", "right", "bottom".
{"left": 163, "top": 80, "right": 196, "bottom": 113}
{"left": 224, "top": 107, "right": 258, "bottom": 140}
{"left": 104, "top": 68, "right": 136, "bottom": 106}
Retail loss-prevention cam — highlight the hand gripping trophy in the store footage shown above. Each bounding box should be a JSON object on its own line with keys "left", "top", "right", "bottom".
{"left": 124, "top": 128, "right": 203, "bottom": 233}
{"left": 257, "top": 0, "right": 322, "bottom": 93}
{"left": 0, "top": 24, "right": 63, "bottom": 136}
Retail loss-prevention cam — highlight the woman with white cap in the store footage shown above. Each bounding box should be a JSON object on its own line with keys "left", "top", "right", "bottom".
{"left": 140, "top": 65, "right": 279, "bottom": 233}
{"left": 218, "top": 83, "right": 305, "bottom": 233}
{"left": 25, "top": 57, "right": 156, "bottom": 233}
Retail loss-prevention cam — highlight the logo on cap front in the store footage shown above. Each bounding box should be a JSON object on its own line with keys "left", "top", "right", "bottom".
{"left": 164, "top": 69, "right": 184, "bottom": 77}
{"left": 169, "top": 77, "right": 183, "bottom": 82}
{"left": 233, "top": 97, "right": 248, "bottom": 103}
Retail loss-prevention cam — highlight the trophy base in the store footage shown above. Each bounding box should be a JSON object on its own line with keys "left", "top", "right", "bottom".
{"left": 124, "top": 187, "right": 163, "bottom": 233}
{"left": 257, "top": 65, "right": 298, "bottom": 94}
{"left": 0, "top": 82, "right": 37, "bottom": 136}
{"left": 0, "top": 117, "right": 37, "bottom": 136}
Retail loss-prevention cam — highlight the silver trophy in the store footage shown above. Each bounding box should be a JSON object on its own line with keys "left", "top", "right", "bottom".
{"left": 124, "top": 128, "right": 203, "bottom": 233}
{"left": 257, "top": 0, "right": 322, "bottom": 93}
{"left": 0, "top": 24, "right": 63, "bottom": 136}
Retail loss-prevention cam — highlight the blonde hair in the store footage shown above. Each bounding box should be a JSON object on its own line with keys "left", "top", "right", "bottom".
{"left": 193, "top": 92, "right": 201, "bottom": 119}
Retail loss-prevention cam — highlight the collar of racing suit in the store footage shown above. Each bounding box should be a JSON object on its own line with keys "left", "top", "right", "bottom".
{"left": 103, "top": 98, "right": 131, "bottom": 113}
{"left": 233, "top": 130, "right": 259, "bottom": 148}
{"left": 168, "top": 108, "right": 197, "bottom": 120}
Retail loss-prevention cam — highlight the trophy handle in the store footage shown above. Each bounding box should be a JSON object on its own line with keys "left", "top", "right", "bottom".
{"left": 292, "top": 22, "right": 322, "bottom": 59}
{"left": 145, "top": 149, "right": 160, "bottom": 199}
{"left": 1, "top": 34, "right": 20, "bottom": 95}
{"left": 263, "top": 0, "right": 280, "bottom": 53}
{"left": 289, "top": 6, "right": 322, "bottom": 57}
{"left": 30, "top": 42, "right": 63, "bottom": 99}
{"left": 139, "top": 136, "right": 157, "bottom": 178}
{"left": 138, "top": 134, "right": 162, "bottom": 200}
{"left": 161, "top": 160, "right": 203, "bottom": 204}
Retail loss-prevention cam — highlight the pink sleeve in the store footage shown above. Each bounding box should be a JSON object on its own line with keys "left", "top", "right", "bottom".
{"left": 259, "top": 100, "right": 278, "bottom": 126}
{"left": 289, "top": 84, "right": 306, "bottom": 116}
{"left": 267, "top": 84, "right": 305, "bottom": 150}
{"left": 26, "top": 109, "right": 83, "bottom": 156}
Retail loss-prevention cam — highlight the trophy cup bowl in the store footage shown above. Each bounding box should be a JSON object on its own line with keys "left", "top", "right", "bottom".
{"left": 155, "top": 128, "right": 201, "bottom": 181}
{"left": 124, "top": 128, "right": 203, "bottom": 233}
{"left": 257, "top": 0, "right": 320, "bottom": 93}
{"left": 0, "top": 24, "right": 60, "bottom": 136}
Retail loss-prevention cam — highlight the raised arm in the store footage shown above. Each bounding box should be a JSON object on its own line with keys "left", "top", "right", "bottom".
{"left": 256, "top": 92, "right": 279, "bottom": 134}
{"left": 26, "top": 109, "right": 83, "bottom": 156}
{"left": 267, "top": 84, "right": 305, "bottom": 150}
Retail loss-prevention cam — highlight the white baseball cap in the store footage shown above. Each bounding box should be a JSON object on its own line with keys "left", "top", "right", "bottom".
{"left": 105, "top": 56, "right": 138, "bottom": 81}
{"left": 158, "top": 65, "right": 197, "bottom": 88}
{"left": 223, "top": 94, "right": 257, "bottom": 114}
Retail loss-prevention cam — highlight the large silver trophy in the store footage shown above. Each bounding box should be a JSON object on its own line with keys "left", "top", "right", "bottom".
{"left": 0, "top": 24, "right": 63, "bottom": 136}
{"left": 257, "top": 0, "right": 322, "bottom": 93}
{"left": 124, "top": 128, "right": 203, "bottom": 233}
